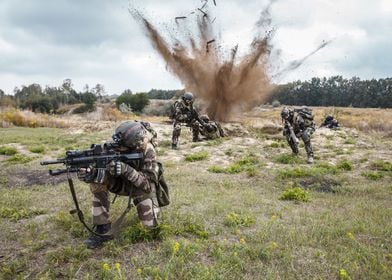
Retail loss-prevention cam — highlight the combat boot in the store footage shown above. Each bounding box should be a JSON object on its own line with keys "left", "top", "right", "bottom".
{"left": 307, "top": 155, "right": 314, "bottom": 164}
{"left": 84, "top": 223, "right": 113, "bottom": 249}
{"left": 171, "top": 143, "right": 177, "bottom": 149}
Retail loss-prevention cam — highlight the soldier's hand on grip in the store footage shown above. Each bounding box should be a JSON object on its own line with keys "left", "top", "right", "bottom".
{"left": 108, "top": 160, "right": 134, "bottom": 177}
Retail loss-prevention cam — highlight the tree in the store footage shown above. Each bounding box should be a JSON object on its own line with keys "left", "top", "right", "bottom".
{"left": 116, "top": 90, "right": 150, "bottom": 113}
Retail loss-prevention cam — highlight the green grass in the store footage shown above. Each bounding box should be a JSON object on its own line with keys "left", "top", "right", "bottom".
{"left": 273, "top": 154, "right": 306, "bottom": 164}
{"left": 370, "top": 160, "right": 392, "bottom": 172}
{"left": 0, "top": 146, "right": 17, "bottom": 155}
{"left": 5, "top": 153, "right": 33, "bottom": 164}
{"left": 361, "top": 171, "right": 385, "bottom": 180}
{"left": 29, "top": 146, "right": 45, "bottom": 153}
{"left": 185, "top": 150, "right": 209, "bottom": 162}
{"left": 0, "top": 206, "right": 46, "bottom": 221}
{"left": 208, "top": 153, "right": 259, "bottom": 175}
{"left": 0, "top": 125, "right": 391, "bottom": 279}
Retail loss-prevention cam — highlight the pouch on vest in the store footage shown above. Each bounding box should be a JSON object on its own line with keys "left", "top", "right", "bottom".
{"left": 156, "top": 162, "right": 170, "bottom": 207}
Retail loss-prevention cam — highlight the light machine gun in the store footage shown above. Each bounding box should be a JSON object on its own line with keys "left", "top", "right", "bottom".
{"left": 284, "top": 120, "right": 299, "bottom": 154}
{"left": 40, "top": 143, "right": 144, "bottom": 237}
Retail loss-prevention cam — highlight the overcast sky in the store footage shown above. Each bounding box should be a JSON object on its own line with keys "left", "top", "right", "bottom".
{"left": 0, "top": 0, "right": 391, "bottom": 95}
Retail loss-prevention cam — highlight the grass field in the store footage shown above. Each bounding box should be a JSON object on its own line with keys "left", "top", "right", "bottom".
{"left": 0, "top": 108, "right": 391, "bottom": 279}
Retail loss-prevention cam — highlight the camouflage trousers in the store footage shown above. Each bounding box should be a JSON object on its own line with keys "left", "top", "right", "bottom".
{"left": 299, "top": 127, "right": 314, "bottom": 157}
{"left": 90, "top": 183, "right": 160, "bottom": 229}
{"left": 172, "top": 122, "right": 200, "bottom": 146}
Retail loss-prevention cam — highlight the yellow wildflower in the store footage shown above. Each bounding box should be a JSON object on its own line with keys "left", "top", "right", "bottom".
{"left": 136, "top": 268, "right": 142, "bottom": 274}
{"left": 271, "top": 215, "right": 277, "bottom": 221}
{"left": 172, "top": 242, "right": 180, "bottom": 254}
{"left": 239, "top": 238, "right": 246, "bottom": 244}
{"left": 339, "top": 268, "right": 351, "bottom": 280}
{"left": 115, "top": 263, "right": 121, "bottom": 270}
{"left": 347, "top": 232, "right": 355, "bottom": 240}
{"left": 102, "top": 263, "right": 110, "bottom": 271}
{"left": 269, "top": 241, "right": 278, "bottom": 249}
{"left": 233, "top": 252, "right": 238, "bottom": 257}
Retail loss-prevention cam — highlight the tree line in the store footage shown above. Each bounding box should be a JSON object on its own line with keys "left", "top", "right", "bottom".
{"left": 273, "top": 76, "right": 392, "bottom": 108}
{"left": 2, "top": 76, "right": 391, "bottom": 114}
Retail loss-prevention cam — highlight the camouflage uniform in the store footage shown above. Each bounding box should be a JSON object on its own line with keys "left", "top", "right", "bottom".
{"left": 199, "top": 115, "right": 225, "bottom": 140}
{"left": 282, "top": 107, "right": 316, "bottom": 163}
{"left": 320, "top": 115, "right": 339, "bottom": 129}
{"left": 171, "top": 92, "right": 201, "bottom": 148}
{"left": 83, "top": 121, "right": 160, "bottom": 248}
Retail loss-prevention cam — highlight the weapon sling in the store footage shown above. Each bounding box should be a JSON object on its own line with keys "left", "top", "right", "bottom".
{"left": 66, "top": 169, "right": 133, "bottom": 238}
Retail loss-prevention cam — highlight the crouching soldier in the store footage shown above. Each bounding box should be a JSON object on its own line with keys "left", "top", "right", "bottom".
{"left": 320, "top": 115, "right": 339, "bottom": 129}
{"left": 170, "top": 92, "right": 202, "bottom": 149}
{"left": 199, "top": 115, "right": 225, "bottom": 140}
{"left": 281, "top": 106, "right": 316, "bottom": 163}
{"left": 79, "top": 121, "right": 161, "bottom": 249}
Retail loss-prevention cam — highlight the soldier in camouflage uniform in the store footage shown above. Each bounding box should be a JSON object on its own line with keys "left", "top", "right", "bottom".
{"left": 79, "top": 121, "right": 161, "bottom": 249}
{"left": 281, "top": 106, "right": 316, "bottom": 163}
{"left": 320, "top": 115, "right": 339, "bottom": 130}
{"left": 198, "top": 115, "right": 225, "bottom": 140}
{"left": 171, "top": 92, "right": 201, "bottom": 149}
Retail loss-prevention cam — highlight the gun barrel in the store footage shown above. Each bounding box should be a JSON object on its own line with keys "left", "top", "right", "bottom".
{"left": 40, "top": 159, "right": 65, "bottom": 165}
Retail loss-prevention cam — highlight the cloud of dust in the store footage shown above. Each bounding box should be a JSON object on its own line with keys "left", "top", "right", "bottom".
{"left": 130, "top": 1, "right": 328, "bottom": 121}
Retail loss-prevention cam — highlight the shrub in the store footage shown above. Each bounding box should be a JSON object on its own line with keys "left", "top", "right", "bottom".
{"left": 280, "top": 186, "right": 310, "bottom": 202}
{"left": 361, "top": 171, "right": 384, "bottom": 180}
{"left": 116, "top": 91, "right": 150, "bottom": 113}
{"left": 336, "top": 159, "right": 353, "bottom": 171}
{"left": 0, "top": 146, "right": 17, "bottom": 155}
{"left": 29, "top": 146, "right": 45, "bottom": 153}
{"left": 185, "top": 151, "right": 209, "bottom": 162}
{"left": 370, "top": 160, "right": 392, "bottom": 171}
{"left": 224, "top": 212, "right": 256, "bottom": 227}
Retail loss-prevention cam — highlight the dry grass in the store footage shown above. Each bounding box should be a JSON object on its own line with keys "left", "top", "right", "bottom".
{"left": 0, "top": 108, "right": 68, "bottom": 128}
{"left": 246, "top": 106, "right": 392, "bottom": 134}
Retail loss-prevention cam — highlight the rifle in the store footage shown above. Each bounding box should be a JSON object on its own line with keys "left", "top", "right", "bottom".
{"left": 188, "top": 105, "right": 206, "bottom": 127}
{"left": 40, "top": 143, "right": 144, "bottom": 176}
{"left": 40, "top": 143, "right": 144, "bottom": 237}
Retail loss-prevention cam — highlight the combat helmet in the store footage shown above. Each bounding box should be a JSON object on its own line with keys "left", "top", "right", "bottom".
{"left": 325, "top": 115, "right": 334, "bottom": 122}
{"left": 200, "top": 115, "right": 210, "bottom": 123}
{"left": 112, "top": 121, "right": 146, "bottom": 150}
{"left": 182, "top": 92, "right": 194, "bottom": 105}
{"left": 281, "top": 107, "right": 291, "bottom": 120}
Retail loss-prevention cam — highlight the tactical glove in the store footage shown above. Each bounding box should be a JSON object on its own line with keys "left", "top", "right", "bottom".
{"left": 108, "top": 160, "right": 135, "bottom": 177}
{"left": 77, "top": 167, "right": 106, "bottom": 184}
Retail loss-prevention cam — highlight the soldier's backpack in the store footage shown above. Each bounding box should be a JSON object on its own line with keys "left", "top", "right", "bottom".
{"left": 169, "top": 101, "right": 179, "bottom": 120}
{"left": 139, "top": 121, "right": 170, "bottom": 207}
{"left": 294, "top": 107, "right": 314, "bottom": 127}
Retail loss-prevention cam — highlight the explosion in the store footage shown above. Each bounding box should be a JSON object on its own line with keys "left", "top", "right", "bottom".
{"left": 131, "top": 1, "right": 328, "bottom": 121}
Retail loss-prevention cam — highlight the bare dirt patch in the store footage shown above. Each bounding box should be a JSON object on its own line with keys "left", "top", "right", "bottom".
{"left": 2, "top": 169, "right": 68, "bottom": 187}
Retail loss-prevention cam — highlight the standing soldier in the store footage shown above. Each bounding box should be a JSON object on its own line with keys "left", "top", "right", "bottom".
{"left": 170, "top": 92, "right": 202, "bottom": 149}
{"left": 78, "top": 121, "right": 162, "bottom": 249}
{"left": 281, "top": 106, "right": 316, "bottom": 163}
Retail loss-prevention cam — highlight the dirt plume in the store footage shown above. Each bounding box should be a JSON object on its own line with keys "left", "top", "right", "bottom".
{"left": 131, "top": 3, "right": 277, "bottom": 121}
{"left": 131, "top": 1, "right": 329, "bottom": 121}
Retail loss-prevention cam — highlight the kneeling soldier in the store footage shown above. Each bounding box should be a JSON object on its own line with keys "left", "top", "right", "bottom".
{"left": 79, "top": 121, "right": 161, "bottom": 249}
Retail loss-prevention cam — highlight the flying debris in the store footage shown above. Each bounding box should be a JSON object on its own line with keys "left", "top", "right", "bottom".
{"left": 175, "top": 16, "right": 187, "bottom": 23}
{"left": 206, "top": 39, "right": 215, "bottom": 53}
{"left": 213, "top": 0, "right": 217, "bottom": 6}
{"left": 197, "top": 8, "right": 208, "bottom": 19}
